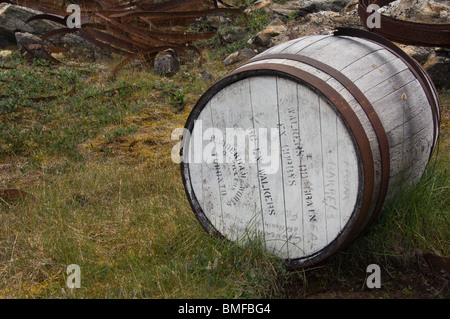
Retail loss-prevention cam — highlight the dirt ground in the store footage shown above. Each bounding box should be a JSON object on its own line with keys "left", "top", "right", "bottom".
{"left": 283, "top": 255, "right": 449, "bottom": 299}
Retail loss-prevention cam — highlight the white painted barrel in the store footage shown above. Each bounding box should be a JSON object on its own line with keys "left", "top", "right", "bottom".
{"left": 180, "top": 29, "right": 440, "bottom": 268}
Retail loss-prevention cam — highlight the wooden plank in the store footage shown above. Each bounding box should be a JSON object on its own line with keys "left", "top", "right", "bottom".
{"left": 363, "top": 69, "right": 416, "bottom": 103}
{"left": 296, "top": 83, "right": 327, "bottom": 255}
{"left": 297, "top": 37, "right": 381, "bottom": 70}
{"left": 388, "top": 122, "right": 434, "bottom": 175}
{"left": 372, "top": 80, "right": 431, "bottom": 137}
{"left": 276, "top": 77, "right": 305, "bottom": 258}
{"left": 197, "top": 102, "right": 226, "bottom": 234}
{"left": 208, "top": 79, "right": 264, "bottom": 243}
{"left": 337, "top": 119, "right": 360, "bottom": 228}
{"left": 285, "top": 35, "right": 333, "bottom": 54}
{"left": 187, "top": 118, "right": 204, "bottom": 210}
{"left": 319, "top": 95, "right": 341, "bottom": 242}
{"left": 386, "top": 155, "right": 430, "bottom": 201}
{"left": 352, "top": 57, "right": 409, "bottom": 93}
{"left": 261, "top": 36, "right": 311, "bottom": 56}
{"left": 249, "top": 76, "right": 288, "bottom": 258}
{"left": 341, "top": 49, "right": 398, "bottom": 82}
{"left": 388, "top": 111, "right": 434, "bottom": 148}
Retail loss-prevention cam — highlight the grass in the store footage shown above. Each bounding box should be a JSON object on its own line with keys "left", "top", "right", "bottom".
{"left": 0, "top": 159, "right": 284, "bottom": 298}
{"left": 196, "top": 7, "right": 271, "bottom": 59}
{"left": 0, "top": 39, "right": 449, "bottom": 298}
{"left": 0, "top": 49, "right": 286, "bottom": 299}
{"left": 0, "top": 52, "right": 146, "bottom": 163}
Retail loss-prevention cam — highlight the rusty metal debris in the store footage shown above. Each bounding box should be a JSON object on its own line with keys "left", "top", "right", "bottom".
{"left": 358, "top": 0, "right": 450, "bottom": 47}
{"left": 6, "top": 0, "right": 244, "bottom": 76}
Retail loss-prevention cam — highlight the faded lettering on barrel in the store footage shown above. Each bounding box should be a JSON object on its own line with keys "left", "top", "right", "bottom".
{"left": 185, "top": 76, "right": 359, "bottom": 260}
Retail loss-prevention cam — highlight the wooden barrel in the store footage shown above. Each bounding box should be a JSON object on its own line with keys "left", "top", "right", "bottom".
{"left": 180, "top": 29, "right": 440, "bottom": 268}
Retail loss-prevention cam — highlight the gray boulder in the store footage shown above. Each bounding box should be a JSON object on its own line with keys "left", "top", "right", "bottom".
{"left": 222, "top": 47, "right": 256, "bottom": 66}
{"left": 154, "top": 49, "right": 179, "bottom": 76}
{"left": 0, "top": 3, "right": 61, "bottom": 49}
{"left": 272, "top": 0, "right": 348, "bottom": 17}
{"left": 0, "top": 3, "right": 110, "bottom": 61}
{"left": 379, "top": 0, "right": 449, "bottom": 24}
{"left": 15, "top": 32, "right": 48, "bottom": 59}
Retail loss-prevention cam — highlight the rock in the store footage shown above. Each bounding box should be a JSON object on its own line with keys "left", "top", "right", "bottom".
{"left": 254, "top": 18, "right": 287, "bottom": 47}
{"left": 400, "top": 45, "right": 433, "bottom": 64}
{"left": 0, "top": 50, "right": 12, "bottom": 59}
{"left": 272, "top": 0, "right": 348, "bottom": 17}
{"left": 245, "top": 1, "right": 361, "bottom": 52}
{"left": 342, "top": 0, "right": 359, "bottom": 12}
{"left": 154, "top": 49, "right": 179, "bottom": 76}
{"left": 0, "top": 30, "right": 16, "bottom": 49}
{"left": 14, "top": 31, "right": 50, "bottom": 60}
{"left": 379, "top": 0, "right": 450, "bottom": 24}
{"left": 15, "top": 31, "right": 41, "bottom": 50}
{"left": 0, "top": 4, "right": 110, "bottom": 61}
{"left": 219, "top": 26, "right": 247, "bottom": 44}
{"left": 199, "top": 70, "right": 214, "bottom": 82}
{"left": 245, "top": 0, "right": 273, "bottom": 14}
{"left": 287, "top": 10, "right": 360, "bottom": 39}
{"left": 222, "top": 47, "right": 256, "bottom": 66}
{"left": 0, "top": 3, "right": 59, "bottom": 39}
{"left": 423, "top": 51, "right": 450, "bottom": 89}
{"left": 204, "top": 15, "right": 231, "bottom": 29}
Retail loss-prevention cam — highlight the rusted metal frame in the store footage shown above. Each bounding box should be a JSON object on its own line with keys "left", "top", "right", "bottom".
{"left": 358, "top": 0, "right": 450, "bottom": 47}
{"left": 103, "top": 24, "right": 153, "bottom": 51}
{"left": 26, "top": 15, "right": 133, "bottom": 59}
{"left": 111, "top": 23, "right": 215, "bottom": 43}
{"left": 95, "top": 13, "right": 174, "bottom": 47}
{"left": 95, "top": 13, "right": 200, "bottom": 48}
{"left": 108, "top": 7, "right": 241, "bottom": 20}
{"left": 334, "top": 27, "right": 441, "bottom": 161}
{"left": 83, "top": 25, "right": 147, "bottom": 52}
{"left": 182, "top": 64, "right": 375, "bottom": 268}
{"left": 96, "top": 11, "right": 216, "bottom": 43}
{"left": 39, "top": 27, "right": 83, "bottom": 63}
{"left": 86, "top": 23, "right": 198, "bottom": 56}
{"left": 26, "top": 14, "right": 68, "bottom": 26}
{"left": 131, "top": 0, "right": 204, "bottom": 12}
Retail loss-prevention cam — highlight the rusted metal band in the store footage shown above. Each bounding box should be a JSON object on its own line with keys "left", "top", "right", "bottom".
{"left": 236, "top": 53, "right": 390, "bottom": 231}
{"left": 334, "top": 27, "right": 441, "bottom": 161}
{"left": 212, "top": 64, "right": 375, "bottom": 267}
{"left": 358, "top": 0, "right": 450, "bottom": 47}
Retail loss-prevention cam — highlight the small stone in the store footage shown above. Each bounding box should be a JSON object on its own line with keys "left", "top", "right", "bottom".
{"left": 15, "top": 32, "right": 49, "bottom": 59}
{"left": 254, "top": 18, "right": 287, "bottom": 47}
{"left": 15, "top": 31, "right": 41, "bottom": 51}
{"left": 222, "top": 48, "right": 256, "bottom": 66}
{"left": 199, "top": 70, "right": 214, "bottom": 82}
{"left": 423, "top": 52, "right": 450, "bottom": 89}
{"left": 401, "top": 45, "right": 432, "bottom": 64}
{"left": 154, "top": 49, "right": 179, "bottom": 76}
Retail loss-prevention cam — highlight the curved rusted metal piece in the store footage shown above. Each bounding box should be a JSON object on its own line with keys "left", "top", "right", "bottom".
{"left": 12, "top": 0, "right": 243, "bottom": 76}
{"left": 358, "top": 0, "right": 450, "bottom": 47}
